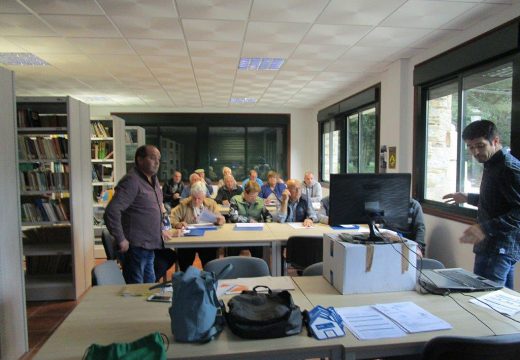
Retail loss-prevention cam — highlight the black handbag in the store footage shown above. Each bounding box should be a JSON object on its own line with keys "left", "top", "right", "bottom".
{"left": 225, "top": 285, "right": 303, "bottom": 339}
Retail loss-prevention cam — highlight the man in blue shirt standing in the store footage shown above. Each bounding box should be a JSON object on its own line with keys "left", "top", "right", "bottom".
{"left": 443, "top": 120, "right": 520, "bottom": 289}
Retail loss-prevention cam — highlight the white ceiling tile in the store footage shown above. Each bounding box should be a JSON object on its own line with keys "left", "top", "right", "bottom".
{"left": 128, "top": 38, "right": 188, "bottom": 56}
{"left": 342, "top": 45, "right": 409, "bottom": 62}
{"left": 313, "top": 72, "right": 361, "bottom": 82}
{"left": 250, "top": 0, "right": 329, "bottom": 23}
{"left": 441, "top": 3, "right": 510, "bottom": 30}
{"left": 241, "top": 41, "right": 296, "bottom": 58}
{"left": 111, "top": 16, "right": 183, "bottom": 39}
{"left": 97, "top": 0, "right": 178, "bottom": 18}
{"left": 282, "top": 58, "right": 332, "bottom": 72}
{"left": 176, "top": 0, "right": 251, "bottom": 20}
{"left": 0, "top": 36, "right": 25, "bottom": 51}
{"left": 21, "top": 0, "right": 104, "bottom": 15}
{"left": 409, "top": 29, "right": 461, "bottom": 49}
{"left": 275, "top": 70, "right": 317, "bottom": 81}
{"left": 290, "top": 43, "right": 348, "bottom": 60}
{"left": 246, "top": 21, "right": 310, "bottom": 43}
{"left": 36, "top": 53, "right": 99, "bottom": 69}
{"left": 381, "top": 1, "right": 476, "bottom": 29}
{"left": 302, "top": 24, "right": 372, "bottom": 46}
{"left": 0, "top": 14, "right": 55, "bottom": 36}
{"left": 72, "top": 37, "right": 135, "bottom": 55}
{"left": 141, "top": 55, "right": 192, "bottom": 69}
{"left": 326, "top": 59, "right": 389, "bottom": 73}
{"left": 41, "top": 15, "right": 119, "bottom": 37}
{"left": 188, "top": 40, "right": 241, "bottom": 58}
{"left": 0, "top": 0, "right": 31, "bottom": 14}
{"left": 183, "top": 19, "right": 245, "bottom": 41}
{"left": 357, "top": 27, "right": 432, "bottom": 48}
{"left": 317, "top": 0, "right": 406, "bottom": 26}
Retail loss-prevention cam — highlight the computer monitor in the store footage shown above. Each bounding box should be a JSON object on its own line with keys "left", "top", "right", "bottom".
{"left": 329, "top": 173, "right": 411, "bottom": 241}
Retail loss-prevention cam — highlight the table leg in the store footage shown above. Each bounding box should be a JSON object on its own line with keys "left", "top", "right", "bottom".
{"left": 271, "top": 242, "right": 281, "bottom": 276}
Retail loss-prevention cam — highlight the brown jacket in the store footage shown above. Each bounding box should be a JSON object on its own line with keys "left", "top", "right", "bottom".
{"left": 170, "top": 196, "right": 220, "bottom": 226}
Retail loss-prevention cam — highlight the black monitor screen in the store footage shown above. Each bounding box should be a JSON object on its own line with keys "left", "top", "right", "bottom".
{"left": 329, "top": 173, "right": 411, "bottom": 228}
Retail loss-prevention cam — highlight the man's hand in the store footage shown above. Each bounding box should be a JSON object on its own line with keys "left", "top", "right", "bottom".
{"left": 215, "top": 214, "right": 225, "bottom": 225}
{"left": 163, "top": 228, "right": 183, "bottom": 240}
{"left": 442, "top": 192, "right": 468, "bottom": 205}
{"left": 303, "top": 218, "right": 314, "bottom": 227}
{"left": 460, "top": 224, "right": 485, "bottom": 245}
{"left": 173, "top": 193, "right": 180, "bottom": 199}
{"left": 281, "top": 189, "right": 290, "bottom": 202}
{"left": 174, "top": 221, "right": 188, "bottom": 230}
{"left": 222, "top": 199, "right": 230, "bottom": 206}
{"left": 119, "top": 239, "right": 130, "bottom": 253}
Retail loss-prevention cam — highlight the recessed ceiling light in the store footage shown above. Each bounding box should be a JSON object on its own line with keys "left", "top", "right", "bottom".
{"left": 238, "top": 57, "right": 284, "bottom": 71}
{"left": 230, "top": 97, "right": 257, "bottom": 104}
{"left": 0, "top": 53, "right": 48, "bottom": 66}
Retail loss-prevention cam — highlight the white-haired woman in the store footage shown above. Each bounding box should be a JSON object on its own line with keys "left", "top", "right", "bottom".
{"left": 170, "top": 181, "right": 225, "bottom": 270}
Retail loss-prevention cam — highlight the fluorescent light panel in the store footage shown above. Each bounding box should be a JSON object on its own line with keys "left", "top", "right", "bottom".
{"left": 0, "top": 53, "right": 48, "bottom": 66}
{"left": 230, "top": 97, "right": 257, "bottom": 104}
{"left": 238, "top": 57, "right": 284, "bottom": 71}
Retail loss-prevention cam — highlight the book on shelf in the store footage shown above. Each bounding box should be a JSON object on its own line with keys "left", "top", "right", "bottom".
{"left": 91, "top": 121, "right": 110, "bottom": 138}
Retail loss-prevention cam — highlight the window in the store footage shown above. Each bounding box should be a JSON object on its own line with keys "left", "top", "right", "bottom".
{"left": 413, "top": 15, "right": 520, "bottom": 222}
{"left": 318, "top": 85, "right": 380, "bottom": 182}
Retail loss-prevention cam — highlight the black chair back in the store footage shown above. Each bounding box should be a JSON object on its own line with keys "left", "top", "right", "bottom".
{"left": 422, "top": 334, "right": 520, "bottom": 360}
{"left": 101, "top": 228, "right": 117, "bottom": 260}
{"left": 286, "top": 236, "right": 323, "bottom": 274}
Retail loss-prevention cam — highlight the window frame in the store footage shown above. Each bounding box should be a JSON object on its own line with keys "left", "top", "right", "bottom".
{"left": 414, "top": 22, "right": 520, "bottom": 222}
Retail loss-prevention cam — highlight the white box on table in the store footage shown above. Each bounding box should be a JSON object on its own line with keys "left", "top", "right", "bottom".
{"left": 322, "top": 233, "right": 417, "bottom": 295}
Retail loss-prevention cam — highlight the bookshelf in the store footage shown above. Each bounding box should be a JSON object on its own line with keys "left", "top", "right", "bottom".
{"left": 159, "top": 136, "right": 184, "bottom": 181}
{"left": 17, "top": 96, "right": 93, "bottom": 301}
{"left": 91, "top": 116, "right": 125, "bottom": 258}
{"left": 125, "top": 126, "right": 145, "bottom": 172}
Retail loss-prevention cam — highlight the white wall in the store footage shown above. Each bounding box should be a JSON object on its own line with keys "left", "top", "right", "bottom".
{"left": 91, "top": 105, "right": 318, "bottom": 181}
{"left": 0, "top": 67, "right": 27, "bottom": 358}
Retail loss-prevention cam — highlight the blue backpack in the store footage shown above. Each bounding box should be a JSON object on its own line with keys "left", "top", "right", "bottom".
{"left": 169, "top": 266, "right": 228, "bottom": 343}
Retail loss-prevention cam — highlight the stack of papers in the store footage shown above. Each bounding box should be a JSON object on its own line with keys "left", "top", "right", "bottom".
{"left": 288, "top": 222, "right": 315, "bottom": 229}
{"left": 335, "top": 301, "right": 452, "bottom": 340}
{"left": 469, "top": 290, "right": 520, "bottom": 317}
{"left": 217, "top": 276, "right": 295, "bottom": 297}
{"left": 307, "top": 305, "right": 345, "bottom": 340}
{"left": 234, "top": 223, "right": 264, "bottom": 231}
{"left": 187, "top": 223, "right": 217, "bottom": 231}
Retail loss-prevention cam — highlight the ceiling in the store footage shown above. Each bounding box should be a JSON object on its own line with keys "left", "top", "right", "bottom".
{"left": 0, "top": 0, "right": 516, "bottom": 109}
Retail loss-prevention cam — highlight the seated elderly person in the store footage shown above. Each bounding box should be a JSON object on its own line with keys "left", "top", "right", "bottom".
{"left": 180, "top": 172, "right": 211, "bottom": 199}
{"left": 318, "top": 195, "right": 330, "bottom": 224}
{"left": 217, "top": 166, "right": 233, "bottom": 188}
{"left": 242, "top": 169, "right": 263, "bottom": 188}
{"left": 259, "top": 171, "right": 286, "bottom": 205}
{"left": 228, "top": 182, "right": 272, "bottom": 257}
{"left": 278, "top": 179, "right": 318, "bottom": 227}
{"left": 215, "top": 175, "right": 243, "bottom": 206}
{"left": 170, "top": 181, "right": 225, "bottom": 270}
{"left": 302, "top": 171, "right": 322, "bottom": 203}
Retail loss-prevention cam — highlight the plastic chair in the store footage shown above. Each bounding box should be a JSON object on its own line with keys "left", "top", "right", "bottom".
{"left": 285, "top": 236, "right": 323, "bottom": 275}
{"left": 302, "top": 262, "right": 323, "bottom": 276}
{"left": 417, "top": 258, "right": 445, "bottom": 270}
{"left": 422, "top": 334, "right": 520, "bottom": 360}
{"left": 92, "top": 260, "right": 125, "bottom": 285}
{"left": 101, "top": 228, "right": 118, "bottom": 260}
{"left": 203, "top": 256, "right": 270, "bottom": 279}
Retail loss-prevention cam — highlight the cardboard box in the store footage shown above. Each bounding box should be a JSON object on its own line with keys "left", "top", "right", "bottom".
{"left": 323, "top": 233, "right": 417, "bottom": 294}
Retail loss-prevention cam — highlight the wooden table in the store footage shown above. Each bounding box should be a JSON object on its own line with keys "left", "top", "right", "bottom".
{"left": 33, "top": 281, "right": 343, "bottom": 360}
{"left": 164, "top": 223, "right": 349, "bottom": 275}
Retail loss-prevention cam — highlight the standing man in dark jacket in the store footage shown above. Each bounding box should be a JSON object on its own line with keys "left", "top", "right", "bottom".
{"left": 443, "top": 120, "right": 520, "bottom": 289}
{"left": 105, "top": 145, "right": 174, "bottom": 283}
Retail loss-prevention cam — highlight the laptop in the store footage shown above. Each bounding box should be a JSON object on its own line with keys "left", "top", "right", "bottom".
{"left": 419, "top": 268, "right": 503, "bottom": 293}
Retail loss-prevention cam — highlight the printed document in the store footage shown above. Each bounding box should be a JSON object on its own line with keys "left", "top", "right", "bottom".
{"left": 469, "top": 290, "right": 520, "bottom": 317}
{"left": 373, "top": 302, "right": 452, "bottom": 333}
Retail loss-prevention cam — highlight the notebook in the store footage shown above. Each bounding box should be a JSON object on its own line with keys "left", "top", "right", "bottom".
{"left": 419, "top": 268, "right": 502, "bottom": 293}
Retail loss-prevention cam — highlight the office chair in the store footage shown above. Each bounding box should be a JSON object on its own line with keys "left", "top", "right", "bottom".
{"left": 302, "top": 262, "right": 323, "bottom": 276}
{"left": 203, "top": 256, "right": 270, "bottom": 279}
{"left": 285, "top": 236, "right": 323, "bottom": 275}
{"left": 422, "top": 334, "right": 520, "bottom": 360}
{"left": 101, "top": 228, "right": 118, "bottom": 260}
{"left": 417, "top": 258, "right": 445, "bottom": 270}
{"left": 92, "top": 260, "right": 126, "bottom": 285}
{"left": 154, "top": 248, "right": 177, "bottom": 282}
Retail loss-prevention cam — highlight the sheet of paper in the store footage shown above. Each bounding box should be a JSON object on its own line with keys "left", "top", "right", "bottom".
{"left": 198, "top": 208, "right": 217, "bottom": 223}
{"left": 235, "top": 223, "right": 264, "bottom": 229}
{"left": 469, "top": 290, "right": 520, "bottom": 317}
{"left": 288, "top": 222, "right": 315, "bottom": 229}
{"left": 373, "top": 301, "right": 452, "bottom": 333}
{"left": 335, "top": 305, "right": 407, "bottom": 340}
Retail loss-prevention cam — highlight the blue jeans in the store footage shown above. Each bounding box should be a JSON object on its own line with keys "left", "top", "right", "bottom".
{"left": 474, "top": 253, "right": 516, "bottom": 289}
{"left": 123, "top": 246, "right": 156, "bottom": 284}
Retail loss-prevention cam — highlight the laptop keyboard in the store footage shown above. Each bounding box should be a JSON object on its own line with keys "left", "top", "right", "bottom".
{"left": 439, "top": 269, "right": 490, "bottom": 289}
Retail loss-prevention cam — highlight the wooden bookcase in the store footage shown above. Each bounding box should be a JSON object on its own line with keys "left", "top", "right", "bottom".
{"left": 17, "top": 96, "right": 93, "bottom": 301}
{"left": 90, "top": 116, "right": 125, "bottom": 258}
{"left": 125, "top": 126, "right": 145, "bottom": 172}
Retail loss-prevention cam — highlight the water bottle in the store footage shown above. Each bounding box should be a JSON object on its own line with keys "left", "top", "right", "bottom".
{"left": 161, "top": 212, "right": 172, "bottom": 231}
